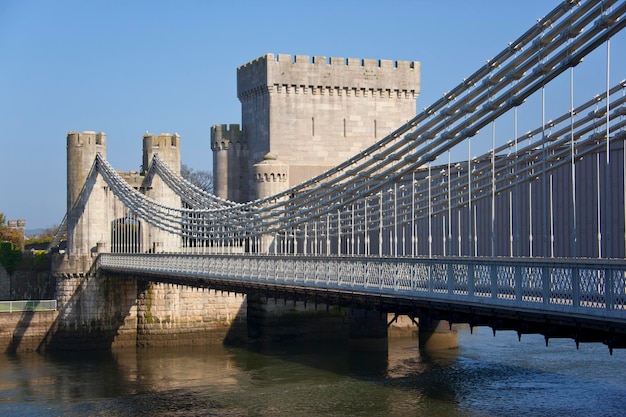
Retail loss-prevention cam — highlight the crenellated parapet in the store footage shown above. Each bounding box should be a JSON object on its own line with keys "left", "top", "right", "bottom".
{"left": 211, "top": 124, "right": 249, "bottom": 202}
{"left": 211, "top": 124, "right": 246, "bottom": 151}
{"left": 253, "top": 153, "right": 288, "bottom": 200}
{"left": 231, "top": 53, "right": 421, "bottom": 199}
{"left": 237, "top": 53, "right": 420, "bottom": 101}
{"left": 67, "top": 131, "right": 106, "bottom": 210}
{"left": 141, "top": 133, "right": 181, "bottom": 252}
{"left": 142, "top": 133, "right": 180, "bottom": 176}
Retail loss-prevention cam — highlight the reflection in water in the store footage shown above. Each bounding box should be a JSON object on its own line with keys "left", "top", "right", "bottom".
{"left": 0, "top": 328, "right": 625, "bottom": 416}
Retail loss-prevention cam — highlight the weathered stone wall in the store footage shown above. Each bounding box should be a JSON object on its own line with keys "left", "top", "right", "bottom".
{"left": 43, "top": 272, "right": 138, "bottom": 350}
{"left": 11, "top": 255, "right": 55, "bottom": 300}
{"left": 0, "top": 264, "right": 9, "bottom": 299}
{"left": 0, "top": 311, "right": 58, "bottom": 353}
{"left": 247, "top": 296, "right": 390, "bottom": 345}
{"left": 0, "top": 255, "right": 56, "bottom": 300}
{"left": 136, "top": 281, "right": 247, "bottom": 347}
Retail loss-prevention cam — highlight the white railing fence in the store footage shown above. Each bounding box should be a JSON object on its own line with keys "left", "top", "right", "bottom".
{"left": 98, "top": 253, "right": 626, "bottom": 323}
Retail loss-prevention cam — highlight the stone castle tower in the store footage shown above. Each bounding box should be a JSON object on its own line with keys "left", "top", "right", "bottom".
{"left": 141, "top": 133, "right": 182, "bottom": 252}
{"left": 66, "top": 131, "right": 108, "bottom": 263}
{"left": 212, "top": 53, "right": 421, "bottom": 201}
{"left": 65, "top": 131, "right": 182, "bottom": 266}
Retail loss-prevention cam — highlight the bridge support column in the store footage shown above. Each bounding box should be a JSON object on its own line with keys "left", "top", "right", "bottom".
{"left": 418, "top": 313, "right": 458, "bottom": 350}
{"left": 247, "top": 296, "right": 388, "bottom": 347}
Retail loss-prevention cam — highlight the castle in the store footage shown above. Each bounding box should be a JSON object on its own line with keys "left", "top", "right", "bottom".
{"left": 53, "top": 54, "right": 422, "bottom": 350}
{"left": 62, "top": 53, "right": 421, "bottom": 263}
{"left": 212, "top": 53, "right": 421, "bottom": 201}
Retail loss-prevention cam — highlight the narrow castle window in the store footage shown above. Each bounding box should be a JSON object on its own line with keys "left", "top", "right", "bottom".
{"left": 343, "top": 119, "right": 346, "bottom": 138}
{"left": 172, "top": 137, "right": 177, "bottom": 147}
{"left": 374, "top": 119, "right": 377, "bottom": 139}
{"left": 312, "top": 117, "right": 315, "bottom": 136}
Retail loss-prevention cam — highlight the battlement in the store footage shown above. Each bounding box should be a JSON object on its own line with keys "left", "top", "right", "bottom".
{"left": 67, "top": 131, "right": 107, "bottom": 148}
{"left": 211, "top": 124, "right": 245, "bottom": 151}
{"left": 211, "top": 124, "right": 242, "bottom": 137}
{"left": 238, "top": 53, "right": 420, "bottom": 98}
{"left": 143, "top": 133, "right": 180, "bottom": 148}
{"left": 142, "top": 133, "right": 181, "bottom": 177}
{"left": 7, "top": 219, "right": 25, "bottom": 229}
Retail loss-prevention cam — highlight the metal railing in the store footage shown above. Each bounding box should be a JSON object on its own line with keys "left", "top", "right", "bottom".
{"left": 0, "top": 300, "right": 57, "bottom": 313}
{"left": 98, "top": 253, "right": 626, "bottom": 324}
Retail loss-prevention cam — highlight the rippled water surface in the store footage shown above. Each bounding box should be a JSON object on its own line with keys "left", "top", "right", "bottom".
{"left": 1, "top": 328, "right": 625, "bottom": 416}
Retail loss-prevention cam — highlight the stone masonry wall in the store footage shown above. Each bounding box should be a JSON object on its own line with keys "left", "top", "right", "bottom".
{"left": 0, "top": 311, "right": 58, "bottom": 353}
{"left": 0, "top": 256, "right": 56, "bottom": 300}
{"left": 232, "top": 53, "right": 421, "bottom": 200}
{"left": 137, "top": 281, "right": 247, "bottom": 347}
{"left": 247, "top": 296, "right": 394, "bottom": 345}
{"left": 44, "top": 273, "right": 138, "bottom": 350}
{"left": 0, "top": 264, "right": 9, "bottom": 299}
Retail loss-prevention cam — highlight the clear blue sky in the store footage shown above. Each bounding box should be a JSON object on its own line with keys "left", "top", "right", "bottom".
{"left": 0, "top": 1, "right": 580, "bottom": 229}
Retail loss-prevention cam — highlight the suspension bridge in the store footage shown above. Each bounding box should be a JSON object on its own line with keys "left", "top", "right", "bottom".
{"left": 51, "top": 0, "right": 626, "bottom": 351}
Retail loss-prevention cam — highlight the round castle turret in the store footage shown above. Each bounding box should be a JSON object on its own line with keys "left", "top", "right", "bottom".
{"left": 211, "top": 124, "right": 248, "bottom": 202}
{"left": 142, "top": 133, "right": 181, "bottom": 175}
{"left": 66, "top": 131, "right": 107, "bottom": 260}
{"left": 253, "top": 153, "right": 288, "bottom": 200}
{"left": 67, "top": 131, "right": 106, "bottom": 210}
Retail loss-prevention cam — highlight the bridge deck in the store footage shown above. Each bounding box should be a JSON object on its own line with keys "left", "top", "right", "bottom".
{"left": 98, "top": 253, "right": 626, "bottom": 350}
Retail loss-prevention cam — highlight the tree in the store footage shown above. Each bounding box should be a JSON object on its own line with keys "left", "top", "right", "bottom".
{"left": 181, "top": 164, "right": 214, "bottom": 193}
{"left": 0, "top": 213, "right": 22, "bottom": 275}
{"left": 0, "top": 212, "right": 23, "bottom": 249}
{"left": 0, "top": 241, "right": 21, "bottom": 276}
{"left": 24, "top": 224, "right": 59, "bottom": 247}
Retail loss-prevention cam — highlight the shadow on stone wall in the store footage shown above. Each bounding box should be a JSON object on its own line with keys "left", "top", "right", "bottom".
{"left": 39, "top": 268, "right": 138, "bottom": 351}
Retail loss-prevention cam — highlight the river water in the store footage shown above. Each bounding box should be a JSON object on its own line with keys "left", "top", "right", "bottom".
{"left": 0, "top": 327, "right": 624, "bottom": 417}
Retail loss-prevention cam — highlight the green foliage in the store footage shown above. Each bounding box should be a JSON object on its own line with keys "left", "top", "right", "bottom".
{"left": 32, "top": 250, "right": 49, "bottom": 268}
{"left": 0, "top": 225, "right": 23, "bottom": 249}
{"left": 0, "top": 241, "right": 22, "bottom": 276}
{"left": 0, "top": 212, "right": 23, "bottom": 249}
{"left": 25, "top": 236, "right": 53, "bottom": 246}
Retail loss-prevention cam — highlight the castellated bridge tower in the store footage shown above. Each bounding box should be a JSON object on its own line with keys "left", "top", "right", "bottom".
{"left": 142, "top": 133, "right": 182, "bottom": 253}
{"left": 64, "top": 131, "right": 183, "bottom": 269}
{"left": 212, "top": 53, "right": 420, "bottom": 202}
{"left": 66, "top": 131, "right": 108, "bottom": 269}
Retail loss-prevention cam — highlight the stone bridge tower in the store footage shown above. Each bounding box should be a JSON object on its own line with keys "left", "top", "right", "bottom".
{"left": 142, "top": 133, "right": 182, "bottom": 252}
{"left": 212, "top": 53, "right": 421, "bottom": 202}
{"left": 51, "top": 130, "right": 187, "bottom": 350}
{"left": 65, "top": 131, "right": 108, "bottom": 272}
{"left": 63, "top": 131, "right": 183, "bottom": 269}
